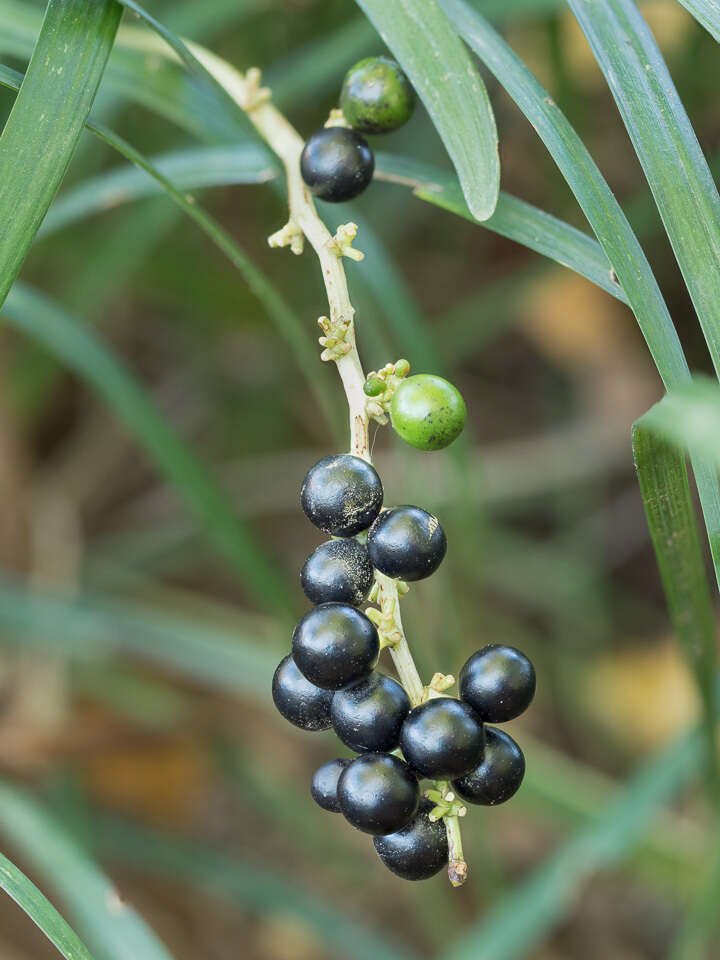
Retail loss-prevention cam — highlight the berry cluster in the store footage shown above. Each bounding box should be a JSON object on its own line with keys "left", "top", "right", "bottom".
{"left": 272, "top": 453, "right": 536, "bottom": 881}
{"left": 300, "top": 56, "right": 415, "bottom": 203}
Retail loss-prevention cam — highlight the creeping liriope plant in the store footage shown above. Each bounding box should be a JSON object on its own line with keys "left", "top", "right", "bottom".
{"left": 196, "top": 58, "right": 536, "bottom": 887}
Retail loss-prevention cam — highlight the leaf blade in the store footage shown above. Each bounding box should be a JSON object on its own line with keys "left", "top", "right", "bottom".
{"left": 354, "top": 0, "right": 499, "bottom": 220}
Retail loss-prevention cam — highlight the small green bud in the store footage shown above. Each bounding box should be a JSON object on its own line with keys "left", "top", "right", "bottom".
{"left": 363, "top": 376, "right": 385, "bottom": 397}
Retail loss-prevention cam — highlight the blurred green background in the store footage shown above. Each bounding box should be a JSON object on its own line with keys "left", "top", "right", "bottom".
{"left": 0, "top": 0, "right": 719, "bottom": 957}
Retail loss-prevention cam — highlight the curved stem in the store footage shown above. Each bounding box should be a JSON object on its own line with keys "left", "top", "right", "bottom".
{"left": 186, "top": 47, "right": 466, "bottom": 885}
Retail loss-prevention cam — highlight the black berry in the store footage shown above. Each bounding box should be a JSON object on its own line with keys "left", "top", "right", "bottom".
{"left": 301, "top": 538, "right": 374, "bottom": 607}
{"left": 301, "top": 454, "right": 383, "bottom": 537}
{"left": 367, "top": 505, "right": 446, "bottom": 581}
{"left": 338, "top": 752, "right": 419, "bottom": 835}
{"left": 292, "top": 602, "right": 379, "bottom": 690}
{"left": 459, "top": 644, "right": 536, "bottom": 723}
{"left": 373, "top": 799, "right": 448, "bottom": 880}
{"left": 300, "top": 127, "right": 374, "bottom": 203}
{"left": 400, "top": 698, "right": 484, "bottom": 780}
{"left": 331, "top": 672, "right": 411, "bottom": 753}
{"left": 340, "top": 56, "right": 416, "bottom": 134}
{"left": 452, "top": 727, "right": 525, "bottom": 806}
{"left": 271, "top": 654, "right": 333, "bottom": 731}
{"left": 311, "top": 758, "right": 350, "bottom": 812}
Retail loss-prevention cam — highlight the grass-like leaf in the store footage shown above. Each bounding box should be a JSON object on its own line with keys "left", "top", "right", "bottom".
{"left": 566, "top": 0, "right": 720, "bottom": 378}
{"left": 0, "top": 0, "right": 121, "bottom": 310}
{"left": 0, "top": 783, "right": 175, "bottom": 960}
{"left": 442, "top": 725, "right": 704, "bottom": 960}
{"left": 1, "top": 285, "right": 288, "bottom": 612}
{"left": 354, "top": 0, "right": 499, "bottom": 221}
{"left": 375, "top": 154, "right": 627, "bottom": 302}
{"left": 676, "top": 0, "right": 720, "bottom": 42}
{"left": 633, "top": 405, "right": 718, "bottom": 791}
{"left": 0, "top": 852, "right": 93, "bottom": 960}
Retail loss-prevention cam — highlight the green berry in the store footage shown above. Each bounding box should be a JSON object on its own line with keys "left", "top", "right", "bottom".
{"left": 390, "top": 374, "right": 466, "bottom": 451}
{"left": 340, "top": 57, "right": 416, "bottom": 135}
{"left": 363, "top": 376, "right": 385, "bottom": 397}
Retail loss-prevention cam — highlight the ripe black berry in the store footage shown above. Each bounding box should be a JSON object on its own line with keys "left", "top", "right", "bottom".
{"left": 340, "top": 56, "right": 416, "bottom": 134}
{"left": 301, "top": 454, "right": 383, "bottom": 537}
{"left": 271, "top": 654, "right": 333, "bottom": 731}
{"left": 338, "top": 752, "right": 419, "bottom": 835}
{"left": 400, "top": 698, "right": 484, "bottom": 780}
{"left": 300, "top": 128, "right": 374, "bottom": 203}
{"left": 459, "top": 644, "right": 536, "bottom": 723}
{"left": 292, "top": 602, "right": 379, "bottom": 690}
{"left": 331, "top": 672, "right": 411, "bottom": 753}
{"left": 311, "top": 758, "right": 350, "bottom": 813}
{"left": 452, "top": 727, "right": 525, "bottom": 806}
{"left": 367, "top": 505, "right": 446, "bottom": 581}
{"left": 373, "top": 799, "right": 448, "bottom": 880}
{"left": 301, "top": 538, "right": 374, "bottom": 607}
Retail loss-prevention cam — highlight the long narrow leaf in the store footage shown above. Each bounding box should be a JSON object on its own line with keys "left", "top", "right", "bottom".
{"left": 354, "top": 0, "right": 499, "bottom": 220}
{"left": 566, "top": 0, "right": 720, "bottom": 378}
{"left": 0, "top": 783, "right": 174, "bottom": 960}
{"left": 1, "top": 285, "right": 288, "bottom": 612}
{"left": 375, "top": 154, "right": 627, "bottom": 302}
{"left": 676, "top": 0, "right": 720, "bottom": 42}
{"left": 0, "top": 0, "right": 121, "bottom": 309}
{"left": 0, "top": 852, "right": 93, "bottom": 960}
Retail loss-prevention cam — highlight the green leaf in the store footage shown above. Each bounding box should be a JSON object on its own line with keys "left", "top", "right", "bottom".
{"left": 354, "top": 0, "right": 499, "bottom": 221}
{"left": 675, "top": 0, "right": 720, "bottom": 43}
{"left": 438, "top": 0, "right": 720, "bottom": 589}
{"left": 375, "top": 154, "right": 627, "bottom": 303}
{"left": 0, "top": 575, "right": 281, "bottom": 695}
{"left": 636, "top": 377, "right": 720, "bottom": 468}
{"left": 566, "top": 0, "right": 720, "bottom": 379}
{"left": 0, "top": 783, "right": 174, "bottom": 960}
{"left": 0, "top": 852, "right": 93, "bottom": 960}
{"left": 94, "top": 818, "right": 419, "bottom": 960}
{"left": 1, "top": 284, "right": 288, "bottom": 612}
{"left": 632, "top": 404, "right": 718, "bottom": 791}
{"left": 442, "top": 726, "right": 703, "bottom": 960}
{"left": 0, "top": 0, "right": 121, "bottom": 310}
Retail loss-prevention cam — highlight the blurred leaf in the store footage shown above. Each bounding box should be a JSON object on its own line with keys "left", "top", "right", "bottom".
{"left": 636, "top": 377, "right": 720, "bottom": 468}
{"left": 40, "top": 144, "right": 278, "bottom": 237}
{"left": 0, "top": 0, "right": 121, "bottom": 310}
{"left": 566, "top": 0, "right": 720, "bottom": 378}
{"left": 375, "top": 154, "right": 627, "bottom": 302}
{"left": 1, "top": 284, "right": 288, "bottom": 611}
{"left": 0, "top": 852, "right": 93, "bottom": 960}
{"left": 355, "top": 0, "right": 499, "bottom": 220}
{"left": 0, "top": 783, "right": 174, "bottom": 960}
{"left": 442, "top": 725, "right": 704, "bottom": 960}
{"left": 676, "top": 0, "right": 720, "bottom": 42}
{"left": 0, "top": 576, "right": 281, "bottom": 695}
{"left": 95, "top": 818, "right": 419, "bottom": 960}
{"left": 439, "top": 0, "right": 720, "bottom": 590}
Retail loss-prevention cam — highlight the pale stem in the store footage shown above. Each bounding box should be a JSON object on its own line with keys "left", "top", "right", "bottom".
{"left": 176, "top": 43, "right": 466, "bottom": 886}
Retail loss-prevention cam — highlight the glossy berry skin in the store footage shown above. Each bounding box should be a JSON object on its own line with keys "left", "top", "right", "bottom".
{"left": 301, "top": 538, "right": 374, "bottom": 607}
{"left": 400, "top": 698, "right": 484, "bottom": 780}
{"left": 390, "top": 374, "right": 467, "bottom": 451}
{"left": 331, "top": 672, "right": 411, "bottom": 753}
{"left": 300, "top": 128, "right": 374, "bottom": 203}
{"left": 271, "top": 654, "right": 333, "bottom": 731}
{"left": 340, "top": 56, "right": 416, "bottom": 134}
{"left": 292, "top": 602, "right": 379, "bottom": 691}
{"left": 301, "top": 454, "right": 383, "bottom": 537}
{"left": 373, "top": 799, "right": 448, "bottom": 880}
{"left": 452, "top": 727, "right": 525, "bottom": 806}
{"left": 459, "top": 644, "right": 536, "bottom": 723}
{"left": 311, "top": 758, "right": 350, "bottom": 813}
{"left": 367, "top": 505, "right": 446, "bottom": 581}
{"left": 338, "top": 752, "right": 419, "bottom": 835}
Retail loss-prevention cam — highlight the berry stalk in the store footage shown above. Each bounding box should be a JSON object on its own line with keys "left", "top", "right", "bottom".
{"left": 192, "top": 54, "right": 468, "bottom": 886}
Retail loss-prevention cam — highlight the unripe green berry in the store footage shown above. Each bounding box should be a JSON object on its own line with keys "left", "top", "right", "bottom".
{"left": 364, "top": 376, "right": 385, "bottom": 397}
{"left": 390, "top": 374, "right": 466, "bottom": 451}
{"left": 340, "top": 57, "right": 416, "bottom": 135}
